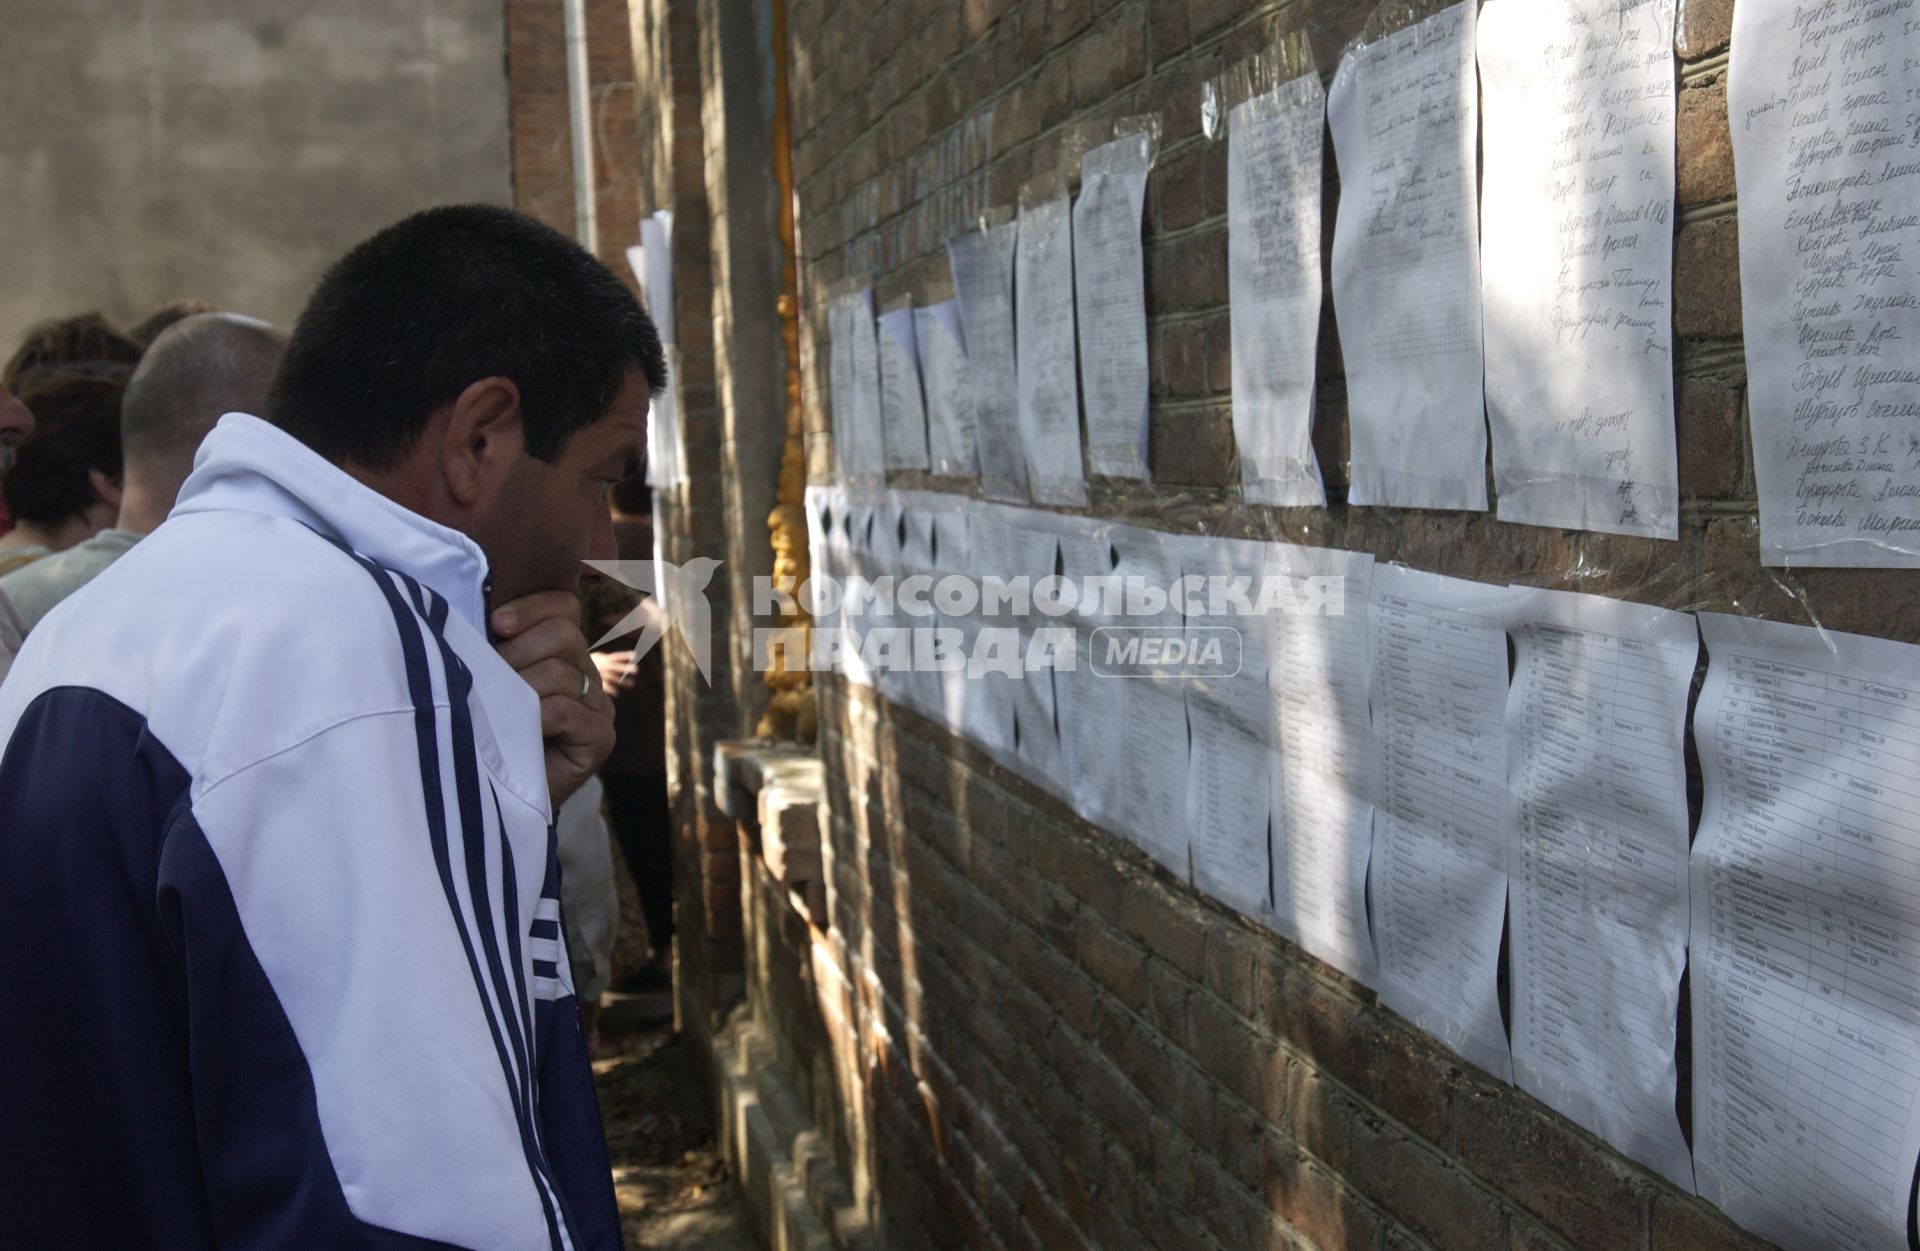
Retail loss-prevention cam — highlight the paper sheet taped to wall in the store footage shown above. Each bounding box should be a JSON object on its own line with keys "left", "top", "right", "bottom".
{"left": 1228, "top": 71, "right": 1328, "bottom": 507}
{"left": 1505, "top": 587, "right": 1696, "bottom": 1189}
{"left": 914, "top": 300, "right": 978, "bottom": 477}
{"left": 1015, "top": 191, "right": 1089, "bottom": 506}
{"left": 1369, "top": 566, "right": 1518, "bottom": 1081}
{"left": 949, "top": 224, "right": 1030, "bottom": 501}
{"left": 877, "top": 305, "right": 930, "bottom": 471}
{"left": 1185, "top": 539, "right": 1275, "bottom": 920}
{"left": 1729, "top": 0, "right": 1920, "bottom": 567}
{"left": 1268, "top": 543, "right": 1377, "bottom": 983}
{"left": 829, "top": 289, "right": 887, "bottom": 480}
{"left": 1328, "top": 1, "right": 1487, "bottom": 510}
{"left": 1692, "top": 614, "right": 1920, "bottom": 1251}
{"left": 1479, "top": 0, "right": 1679, "bottom": 539}
{"left": 1074, "top": 133, "right": 1154, "bottom": 480}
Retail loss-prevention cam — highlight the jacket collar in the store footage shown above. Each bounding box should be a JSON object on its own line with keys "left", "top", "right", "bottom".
{"left": 172, "top": 414, "right": 492, "bottom": 631}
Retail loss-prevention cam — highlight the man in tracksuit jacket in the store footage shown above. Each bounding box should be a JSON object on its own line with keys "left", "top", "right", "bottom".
{"left": 0, "top": 205, "right": 665, "bottom": 1249}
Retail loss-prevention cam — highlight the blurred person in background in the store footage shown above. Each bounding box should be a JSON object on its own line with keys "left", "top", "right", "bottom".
{"left": 0, "top": 367, "right": 128, "bottom": 576}
{"left": 0, "top": 313, "right": 285, "bottom": 633}
{"left": 0, "top": 382, "right": 34, "bottom": 680}
{"left": 555, "top": 772, "right": 618, "bottom": 1054}
{"left": 0, "top": 380, "right": 33, "bottom": 538}
{"left": 128, "top": 298, "right": 221, "bottom": 348}
{"left": 1, "top": 312, "right": 144, "bottom": 392}
{"left": 0, "top": 312, "right": 139, "bottom": 536}
{"left": 590, "top": 471, "right": 673, "bottom": 995}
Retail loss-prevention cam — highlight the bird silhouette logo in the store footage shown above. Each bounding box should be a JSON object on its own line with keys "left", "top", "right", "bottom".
{"left": 584, "top": 557, "right": 722, "bottom": 683}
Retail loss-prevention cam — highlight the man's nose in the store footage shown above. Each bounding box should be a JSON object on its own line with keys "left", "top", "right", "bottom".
{"left": 585, "top": 505, "right": 617, "bottom": 563}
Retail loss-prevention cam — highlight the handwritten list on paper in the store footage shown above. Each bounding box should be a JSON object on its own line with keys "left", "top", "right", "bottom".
{"left": 1267, "top": 544, "right": 1377, "bottom": 984}
{"left": 828, "top": 289, "right": 887, "bottom": 480}
{"left": 828, "top": 297, "right": 854, "bottom": 477}
{"left": 948, "top": 225, "right": 1031, "bottom": 501}
{"left": 1731, "top": 0, "right": 1920, "bottom": 566}
{"left": 1016, "top": 192, "right": 1089, "bottom": 506}
{"left": 1328, "top": 1, "right": 1487, "bottom": 510}
{"left": 1480, "top": 0, "right": 1680, "bottom": 539}
{"left": 1228, "top": 72, "right": 1329, "bottom": 507}
{"left": 915, "top": 300, "right": 979, "bottom": 476}
{"left": 877, "top": 306, "right": 930, "bottom": 471}
{"left": 1692, "top": 614, "right": 1920, "bottom": 1251}
{"left": 1369, "top": 567, "right": 1516, "bottom": 1081}
{"left": 1074, "top": 134, "right": 1154, "bottom": 480}
{"left": 1505, "top": 588, "right": 1696, "bottom": 1189}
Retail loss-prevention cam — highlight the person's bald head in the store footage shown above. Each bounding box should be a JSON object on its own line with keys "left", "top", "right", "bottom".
{"left": 120, "top": 313, "right": 286, "bottom": 520}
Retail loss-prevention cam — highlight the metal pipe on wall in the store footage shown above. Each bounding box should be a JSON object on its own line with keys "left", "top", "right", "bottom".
{"left": 561, "top": 0, "right": 598, "bottom": 255}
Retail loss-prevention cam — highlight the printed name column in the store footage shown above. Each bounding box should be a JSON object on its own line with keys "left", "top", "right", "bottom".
{"left": 1693, "top": 614, "right": 1920, "bottom": 1250}
{"left": 1369, "top": 568, "right": 1518, "bottom": 1079}
{"left": 1267, "top": 545, "right": 1377, "bottom": 984}
{"left": 1505, "top": 588, "right": 1695, "bottom": 1188}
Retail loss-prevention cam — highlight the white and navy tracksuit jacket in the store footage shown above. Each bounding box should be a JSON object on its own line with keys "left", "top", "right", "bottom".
{"left": 0, "top": 414, "right": 622, "bottom": 1249}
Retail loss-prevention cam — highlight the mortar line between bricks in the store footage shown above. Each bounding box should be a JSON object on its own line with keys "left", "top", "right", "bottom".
{"left": 1678, "top": 197, "right": 1738, "bottom": 225}
{"left": 1679, "top": 51, "right": 1730, "bottom": 82}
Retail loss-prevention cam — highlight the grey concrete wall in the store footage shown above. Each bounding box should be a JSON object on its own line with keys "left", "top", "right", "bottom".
{"left": 0, "top": 0, "right": 512, "bottom": 350}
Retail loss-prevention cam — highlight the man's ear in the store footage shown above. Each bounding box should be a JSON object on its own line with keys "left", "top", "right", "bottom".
{"left": 88, "top": 468, "right": 124, "bottom": 510}
{"left": 442, "top": 377, "right": 525, "bottom": 507}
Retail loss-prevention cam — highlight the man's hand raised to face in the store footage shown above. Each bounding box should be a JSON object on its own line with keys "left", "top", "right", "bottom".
{"left": 491, "top": 589, "right": 616, "bottom": 810}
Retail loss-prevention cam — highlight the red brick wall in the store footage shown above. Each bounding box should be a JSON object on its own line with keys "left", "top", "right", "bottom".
{"left": 505, "top": 0, "right": 646, "bottom": 282}
{"left": 624, "top": 0, "right": 746, "bottom": 1030}
{"left": 775, "top": 0, "right": 1795, "bottom": 1248}
{"left": 507, "top": 0, "right": 746, "bottom": 1030}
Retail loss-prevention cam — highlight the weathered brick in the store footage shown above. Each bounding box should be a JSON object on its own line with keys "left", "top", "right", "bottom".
{"left": 1454, "top": 1089, "right": 1644, "bottom": 1251}
{"left": 1122, "top": 882, "right": 1208, "bottom": 980}
{"left": 1073, "top": 914, "right": 1148, "bottom": 1010}
{"left": 1648, "top": 1193, "right": 1773, "bottom": 1251}
{"left": 1155, "top": 145, "right": 1207, "bottom": 233}
{"left": 1162, "top": 316, "right": 1208, "bottom": 396}
{"left": 1068, "top": 1, "right": 1147, "bottom": 105}
{"left": 1677, "top": 75, "right": 1734, "bottom": 206}
{"left": 1677, "top": 372, "right": 1741, "bottom": 499}
{"left": 1370, "top": 1019, "right": 1457, "bottom": 1147}
{"left": 1273, "top": 1155, "right": 1383, "bottom": 1251}
{"left": 1285, "top": 1056, "right": 1356, "bottom": 1174}
{"left": 1145, "top": 224, "right": 1227, "bottom": 312}
{"left": 1147, "top": 0, "right": 1188, "bottom": 59}
{"left": 1349, "top": 1117, "right": 1506, "bottom": 1251}
{"left": 1677, "top": 0, "right": 1733, "bottom": 59}
{"left": 1149, "top": 402, "right": 1237, "bottom": 485}
{"left": 1189, "top": 988, "right": 1289, "bottom": 1124}
{"left": 1674, "top": 215, "right": 1742, "bottom": 340}
{"left": 1264, "top": 962, "right": 1378, "bottom": 1096}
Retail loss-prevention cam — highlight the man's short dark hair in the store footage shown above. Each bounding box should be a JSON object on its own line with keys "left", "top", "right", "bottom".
{"left": 4, "top": 367, "right": 129, "bottom": 525}
{"left": 268, "top": 205, "right": 666, "bottom": 469}
{"left": 123, "top": 313, "right": 287, "bottom": 485}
